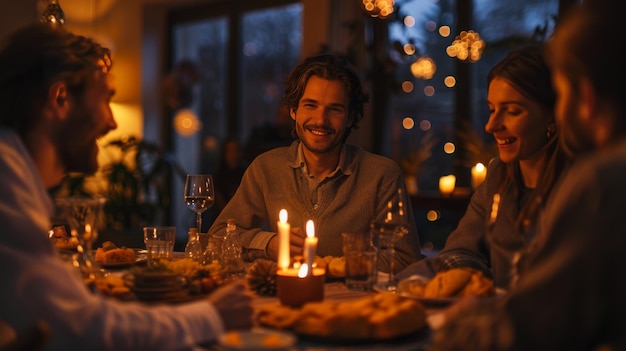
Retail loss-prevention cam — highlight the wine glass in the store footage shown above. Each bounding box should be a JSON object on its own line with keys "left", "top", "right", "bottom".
{"left": 55, "top": 196, "right": 106, "bottom": 286}
{"left": 372, "top": 188, "right": 409, "bottom": 292}
{"left": 184, "top": 174, "right": 215, "bottom": 234}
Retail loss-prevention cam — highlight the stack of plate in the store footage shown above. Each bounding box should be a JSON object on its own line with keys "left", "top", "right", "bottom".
{"left": 127, "top": 269, "right": 185, "bottom": 302}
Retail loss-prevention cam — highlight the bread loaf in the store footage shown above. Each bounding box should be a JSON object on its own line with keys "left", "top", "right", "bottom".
{"left": 257, "top": 293, "right": 427, "bottom": 340}
{"left": 408, "top": 267, "right": 495, "bottom": 298}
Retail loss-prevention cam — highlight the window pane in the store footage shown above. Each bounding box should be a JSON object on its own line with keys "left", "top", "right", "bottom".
{"left": 387, "top": 0, "right": 456, "bottom": 192}
{"left": 470, "top": 0, "right": 559, "bottom": 133}
{"left": 168, "top": 2, "right": 302, "bottom": 233}
{"left": 171, "top": 17, "right": 229, "bottom": 233}
{"left": 387, "top": 0, "right": 558, "bottom": 193}
{"left": 240, "top": 3, "right": 302, "bottom": 159}
{"left": 172, "top": 17, "right": 229, "bottom": 172}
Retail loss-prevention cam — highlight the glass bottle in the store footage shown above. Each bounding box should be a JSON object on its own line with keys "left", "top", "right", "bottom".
{"left": 204, "top": 233, "right": 224, "bottom": 268}
{"left": 184, "top": 228, "right": 203, "bottom": 262}
{"left": 222, "top": 218, "right": 246, "bottom": 278}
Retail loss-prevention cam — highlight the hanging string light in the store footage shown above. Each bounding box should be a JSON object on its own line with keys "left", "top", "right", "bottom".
{"left": 410, "top": 56, "right": 436, "bottom": 80}
{"left": 362, "top": 0, "right": 395, "bottom": 19}
{"left": 446, "top": 30, "right": 485, "bottom": 62}
{"left": 40, "top": 0, "right": 66, "bottom": 26}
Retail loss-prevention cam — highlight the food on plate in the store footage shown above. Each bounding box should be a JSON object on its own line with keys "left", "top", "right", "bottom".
{"left": 221, "top": 330, "right": 287, "bottom": 348}
{"left": 162, "top": 258, "right": 223, "bottom": 294}
{"left": 262, "top": 333, "right": 286, "bottom": 347}
{"left": 49, "top": 226, "right": 79, "bottom": 250}
{"left": 94, "top": 274, "right": 131, "bottom": 297}
{"left": 221, "top": 331, "right": 242, "bottom": 347}
{"left": 406, "top": 267, "right": 495, "bottom": 298}
{"left": 94, "top": 241, "right": 136, "bottom": 264}
{"left": 257, "top": 293, "right": 427, "bottom": 340}
{"left": 325, "top": 255, "right": 346, "bottom": 278}
{"left": 53, "top": 236, "right": 79, "bottom": 250}
{"left": 164, "top": 258, "right": 221, "bottom": 278}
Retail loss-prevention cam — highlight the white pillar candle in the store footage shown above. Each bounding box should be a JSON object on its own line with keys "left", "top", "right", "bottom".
{"left": 439, "top": 175, "right": 456, "bottom": 196}
{"left": 277, "top": 209, "right": 291, "bottom": 271}
{"left": 471, "top": 162, "right": 487, "bottom": 190}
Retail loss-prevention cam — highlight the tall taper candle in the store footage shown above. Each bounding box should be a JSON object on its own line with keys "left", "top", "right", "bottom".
{"left": 277, "top": 209, "right": 291, "bottom": 270}
{"left": 303, "top": 220, "right": 317, "bottom": 275}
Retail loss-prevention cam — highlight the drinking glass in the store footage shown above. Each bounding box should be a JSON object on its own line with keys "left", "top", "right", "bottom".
{"left": 184, "top": 174, "right": 215, "bottom": 234}
{"left": 342, "top": 232, "right": 378, "bottom": 291}
{"left": 55, "top": 196, "right": 106, "bottom": 285}
{"left": 372, "top": 188, "right": 409, "bottom": 292}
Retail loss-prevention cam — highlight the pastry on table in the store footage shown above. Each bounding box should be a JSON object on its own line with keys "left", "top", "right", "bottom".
{"left": 94, "top": 241, "right": 136, "bottom": 265}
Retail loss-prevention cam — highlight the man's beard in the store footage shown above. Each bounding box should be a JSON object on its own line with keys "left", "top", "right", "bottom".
{"left": 54, "top": 106, "right": 100, "bottom": 175}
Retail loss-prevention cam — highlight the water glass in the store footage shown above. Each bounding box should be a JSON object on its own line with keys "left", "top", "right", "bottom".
{"left": 143, "top": 226, "right": 176, "bottom": 266}
{"left": 342, "top": 232, "right": 378, "bottom": 291}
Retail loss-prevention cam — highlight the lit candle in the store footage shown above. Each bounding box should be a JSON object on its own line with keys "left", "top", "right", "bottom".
{"left": 471, "top": 162, "right": 487, "bottom": 190}
{"left": 277, "top": 209, "right": 290, "bottom": 271}
{"left": 439, "top": 175, "right": 456, "bottom": 196}
{"left": 302, "top": 220, "right": 317, "bottom": 276}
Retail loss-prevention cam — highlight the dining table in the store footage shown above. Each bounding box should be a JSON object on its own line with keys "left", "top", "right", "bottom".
{"left": 95, "top": 252, "right": 446, "bottom": 351}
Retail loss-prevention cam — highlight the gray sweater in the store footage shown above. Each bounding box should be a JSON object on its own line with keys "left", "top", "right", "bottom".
{"left": 397, "top": 158, "right": 529, "bottom": 289}
{"left": 207, "top": 140, "right": 423, "bottom": 273}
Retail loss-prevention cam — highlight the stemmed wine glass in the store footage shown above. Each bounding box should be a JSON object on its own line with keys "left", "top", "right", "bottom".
{"left": 55, "top": 196, "right": 106, "bottom": 287}
{"left": 372, "top": 188, "right": 409, "bottom": 292}
{"left": 184, "top": 174, "right": 215, "bottom": 234}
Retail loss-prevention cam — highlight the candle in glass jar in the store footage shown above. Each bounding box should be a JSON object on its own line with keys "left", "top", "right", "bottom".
{"left": 277, "top": 267, "right": 325, "bottom": 307}
{"left": 439, "top": 175, "right": 456, "bottom": 196}
{"left": 277, "top": 209, "right": 290, "bottom": 270}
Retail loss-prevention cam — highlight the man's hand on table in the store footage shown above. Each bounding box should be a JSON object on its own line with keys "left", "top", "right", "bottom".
{"left": 208, "top": 281, "right": 254, "bottom": 330}
{"left": 266, "top": 227, "right": 306, "bottom": 260}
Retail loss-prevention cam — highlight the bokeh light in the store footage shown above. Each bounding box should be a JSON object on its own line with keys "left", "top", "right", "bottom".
{"left": 411, "top": 56, "right": 436, "bottom": 79}
{"left": 444, "top": 76, "right": 456, "bottom": 87}
{"left": 443, "top": 142, "right": 456, "bottom": 154}
{"left": 419, "top": 120, "right": 432, "bottom": 131}
{"left": 424, "top": 85, "right": 435, "bottom": 96}
{"left": 425, "top": 20, "right": 437, "bottom": 32}
{"left": 173, "top": 108, "right": 202, "bottom": 136}
{"left": 439, "top": 25, "right": 451, "bottom": 37}
{"left": 426, "top": 210, "right": 440, "bottom": 222}
{"left": 401, "top": 81, "right": 414, "bottom": 93}
{"left": 446, "top": 30, "right": 485, "bottom": 62}
{"left": 403, "top": 43, "right": 416, "bottom": 55}
{"left": 404, "top": 16, "right": 415, "bottom": 27}
{"left": 362, "top": 0, "right": 395, "bottom": 18}
{"left": 402, "top": 117, "right": 415, "bottom": 130}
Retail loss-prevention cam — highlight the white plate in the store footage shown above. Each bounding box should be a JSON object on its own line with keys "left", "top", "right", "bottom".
{"left": 218, "top": 328, "right": 297, "bottom": 351}
{"left": 394, "top": 276, "right": 459, "bottom": 306}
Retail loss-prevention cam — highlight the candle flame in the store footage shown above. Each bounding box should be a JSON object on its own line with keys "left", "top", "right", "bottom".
{"left": 279, "top": 209, "right": 288, "bottom": 223}
{"left": 475, "top": 162, "right": 485, "bottom": 172}
{"left": 306, "top": 220, "right": 315, "bottom": 238}
{"left": 298, "top": 263, "right": 309, "bottom": 278}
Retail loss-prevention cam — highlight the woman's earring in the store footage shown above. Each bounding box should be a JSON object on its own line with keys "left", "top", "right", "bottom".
{"left": 546, "top": 127, "right": 555, "bottom": 139}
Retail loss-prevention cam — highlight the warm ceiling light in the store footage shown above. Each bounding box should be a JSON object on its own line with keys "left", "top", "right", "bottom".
{"left": 40, "top": 0, "right": 65, "bottom": 26}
